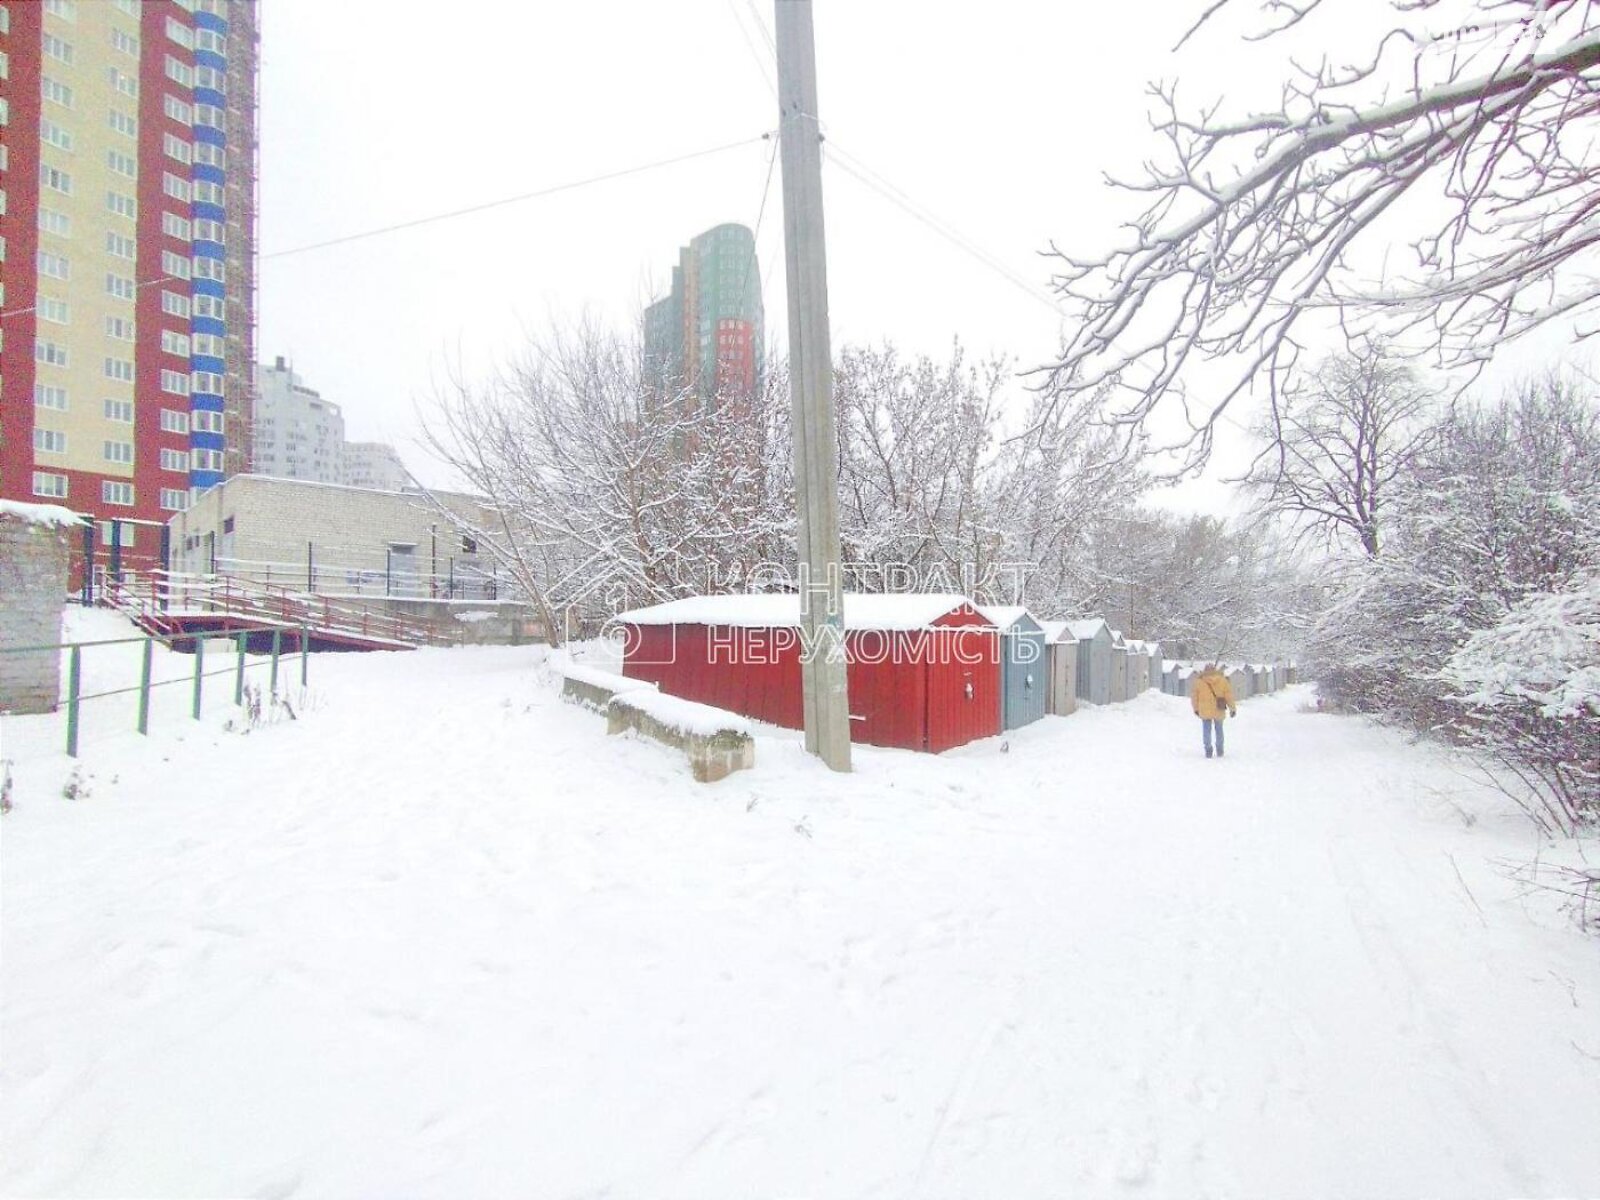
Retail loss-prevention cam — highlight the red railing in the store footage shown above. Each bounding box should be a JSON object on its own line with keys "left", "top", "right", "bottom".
{"left": 103, "top": 570, "right": 458, "bottom": 649}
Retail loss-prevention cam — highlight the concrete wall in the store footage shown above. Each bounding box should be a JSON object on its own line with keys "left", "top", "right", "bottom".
{"left": 0, "top": 511, "right": 74, "bottom": 714}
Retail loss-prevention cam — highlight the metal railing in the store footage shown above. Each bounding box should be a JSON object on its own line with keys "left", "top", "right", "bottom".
{"left": 1, "top": 625, "right": 311, "bottom": 758}
{"left": 105, "top": 570, "right": 456, "bottom": 648}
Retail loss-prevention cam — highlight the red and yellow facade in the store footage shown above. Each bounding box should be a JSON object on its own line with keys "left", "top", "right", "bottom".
{"left": 0, "top": 0, "right": 256, "bottom": 557}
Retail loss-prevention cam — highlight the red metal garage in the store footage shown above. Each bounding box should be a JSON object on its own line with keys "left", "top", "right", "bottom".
{"left": 616, "top": 594, "right": 1001, "bottom": 752}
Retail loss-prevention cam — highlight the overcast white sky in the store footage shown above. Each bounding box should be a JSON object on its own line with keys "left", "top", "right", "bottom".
{"left": 257, "top": 0, "right": 1585, "bottom": 513}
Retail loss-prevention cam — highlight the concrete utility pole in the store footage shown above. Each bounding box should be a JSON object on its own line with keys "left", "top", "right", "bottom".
{"left": 775, "top": 0, "right": 851, "bottom": 772}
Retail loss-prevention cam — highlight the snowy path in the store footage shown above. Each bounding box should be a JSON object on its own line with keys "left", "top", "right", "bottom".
{"left": 3, "top": 618, "right": 1598, "bottom": 1198}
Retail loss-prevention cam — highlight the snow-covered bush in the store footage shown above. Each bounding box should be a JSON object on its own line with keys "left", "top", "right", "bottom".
{"left": 1444, "top": 571, "right": 1600, "bottom": 834}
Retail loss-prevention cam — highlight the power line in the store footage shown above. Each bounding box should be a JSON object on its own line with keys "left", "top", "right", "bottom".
{"left": 727, "top": 0, "right": 777, "bottom": 98}
{"left": 823, "top": 141, "right": 1066, "bottom": 319}
{"left": 1, "top": 135, "right": 773, "bottom": 323}
{"left": 261, "top": 133, "right": 772, "bottom": 261}
{"left": 738, "top": 132, "right": 781, "bottom": 330}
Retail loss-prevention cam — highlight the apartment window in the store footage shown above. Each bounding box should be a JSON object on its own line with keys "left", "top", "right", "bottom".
{"left": 163, "top": 133, "right": 192, "bottom": 164}
{"left": 35, "top": 385, "right": 70, "bottom": 411}
{"left": 192, "top": 448, "right": 224, "bottom": 472}
{"left": 103, "top": 482, "right": 136, "bottom": 507}
{"left": 163, "top": 173, "right": 192, "bottom": 202}
{"left": 0, "top": 98, "right": 7, "bottom": 126}
{"left": 108, "top": 108, "right": 137, "bottom": 137}
{"left": 164, "top": 212, "right": 194, "bottom": 240}
{"left": 42, "top": 77, "right": 74, "bottom": 109}
{"left": 34, "top": 428, "right": 68, "bottom": 454}
{"left": 107, "top": 191, "right": 137, "bottom": 220}
{"left": 44, "top": 0, "right": 78, "bottom": 19}
{"left": 36, "top": 250, "right": 70, "bottom": 280}
{"left": 39, "top": 209, "right": 72, "bottom": 237}
{"left": 160, "top": 408, "right": 190, "bottom": 434}
{"left": 114, "top": 0, "right": 141, "bottom": 15}
{"left": 107, "top": 149, "right": 137, "bottom": 178}
{"left": 105, "top": 398, "right": 135, "bottom": 423}
{"left": 39, "top": 163, "right": 73, "bottom": 195}
{"left": 41, "top": 120, "right": 73, "bottom": 150}
{"left": 193, "top": 294, "right": 224, "bottom": 321}
{"left": 164, "top": 95, "right": 193, "bottom": 125}
{"left": 193, "top": 257, "right": 224, "bottom": 283}
{"left": 35, "top": 341, "right": 69, "bottom": 367}
{"left": 193, "top": 409, "right": 224, "bottom": 434}
{"left": 105, "top": 315, "right": 135, "bottom": 341}
{"left": 161, "top": 291, "right": 191, "bottom": 319}
{"left": 106, "top": 274, "right": 136, "bottom": 301}
{"left": 192, "top": 333, "right": 224, "bottom": 358}
{"left": 161, "top": 330, "right": 192, "bottom": 357}
{"left": 107, "top": 68, "right": 138, "bottom": 99}
{"left": 0, "top": 6, "right": 7, "bottom": 33}
{"left": 33, "top": 472, "right": 69, "bottom": 499}
{"left": 111, "top": 27, "right": 140, "bottom": 56}
{"left": 165, "top": 57, "right": 194, "bottom": 88}
{"left": 160, "top": 448, "right": 188, "bottom": 472}
{"left": 38, "top": 298, "right": 70, "bottom": 324}
{"left": 193, "top": 180, "right": 224, "bottom": 206}
{"left": 196, "top": 65, "right": 224, "bottom": 92}
{"left": 195, "top": 103, "right": 223, "bottom": 129}
{"left": 103, "top": 441, "right": 135, "bottom": 465}
{"left": 167, "top": 16, "right": 195, "bottom": 47}
{"left": 162, "top": 251, "right": 192, "bottom": 281}
{"left": 161, "top": 489, "right": 189, "bottom": 512}
{"left": 105, "top": 358, "right": 135, "bottom": 384}
{"left": 194, "top": 142, "right": 225, "bottom": 169}
{"left": 43, "top": 34, "right": 74, "bottom": 64}
{"left": 160, "top": 369, "right": 191, "bottom": 395}
{"left": 192, "top": 375, "right": 224, "bottom": 399}
{"left": 196, "top": 28, "right": 224, "bottom": 55}
{"left": 106, "top": 231, "right": 136, "bottom": 260}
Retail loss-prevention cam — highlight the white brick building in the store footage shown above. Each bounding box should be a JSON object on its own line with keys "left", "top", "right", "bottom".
{"left": 168, "top": 475, "right": 501, "bottom": 600}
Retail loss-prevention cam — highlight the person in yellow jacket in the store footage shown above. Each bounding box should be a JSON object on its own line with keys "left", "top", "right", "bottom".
{"left": 1191, "top": 662, "right": 1238, "bottom": 758}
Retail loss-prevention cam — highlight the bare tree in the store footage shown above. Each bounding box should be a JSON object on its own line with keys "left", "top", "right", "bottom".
{"left": 1043, "top": 0, "right": 1600, "bottom": 468}
{"left": 417, "top": 321, "right": 794, "bottom": 642}
{"left": 1240, "top": 345, "right": 1436, "bottom": 555}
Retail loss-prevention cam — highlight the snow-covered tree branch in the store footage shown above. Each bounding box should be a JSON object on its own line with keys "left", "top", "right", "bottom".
{"left": 1044, "top": 0, "right": 1600, "bottom": 469}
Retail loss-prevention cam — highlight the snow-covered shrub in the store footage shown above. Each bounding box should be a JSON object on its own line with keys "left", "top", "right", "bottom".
{"left": 1444, "top": 571, "right": 1600, "bottom": 834}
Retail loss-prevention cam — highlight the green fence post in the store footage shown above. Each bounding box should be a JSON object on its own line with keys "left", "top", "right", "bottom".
{"left": 192, "top": 636, "right": 205, "bottom": 720}
{"left": 66, "top": 645, "right": 82, "bottom": 757}
{"left": 235, "top": 633, "right": 247, "bottom": 705}
{"left": 270, "top": 629, "right": 282, "bottom": 693}
{"left": 300, "top": 625, "right": 310, "bottom": 687}
{"left": 137, "top": 638, "right": 153, "bottom": 735}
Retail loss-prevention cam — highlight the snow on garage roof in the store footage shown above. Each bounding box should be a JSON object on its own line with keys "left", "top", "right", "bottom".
{"left": 614, "top": 593, "right": 988, "bottom": 632}
{"left": 1038, "top": 620, "right": 1077, "bottom": 644}
{"left": 975, "top": 605, "right": 1036, "bottom": 631}
{"left": 1066, "top": 618, "right": 1109, "bottom": 640}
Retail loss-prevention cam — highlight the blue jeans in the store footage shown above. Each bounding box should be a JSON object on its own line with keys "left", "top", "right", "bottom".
{"left": 1202, "top": 718, "right": 1225, "bottom": 756}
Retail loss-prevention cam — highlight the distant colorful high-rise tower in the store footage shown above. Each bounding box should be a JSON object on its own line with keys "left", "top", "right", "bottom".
{"left": 0, "top": 0, "right": 259, "bottom": 545}
{"left": 644, "top": 223, "right": 764, "bottom": 405}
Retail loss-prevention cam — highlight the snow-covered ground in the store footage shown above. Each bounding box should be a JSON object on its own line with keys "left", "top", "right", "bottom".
{"left": 3, "top": 609, "right": 1598, "bottom": 1198}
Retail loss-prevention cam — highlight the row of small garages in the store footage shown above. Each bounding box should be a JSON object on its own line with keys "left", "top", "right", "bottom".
{"left": 614, "top": 594, "right": 1182, "bottom": 754}
{"left": 1161, "top": 661, "right": 1296, "bottom": 701}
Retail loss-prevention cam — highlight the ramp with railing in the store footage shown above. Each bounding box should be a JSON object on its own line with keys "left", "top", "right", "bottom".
{"left": 105, "top": 570, "right": 451, "bottom": 652}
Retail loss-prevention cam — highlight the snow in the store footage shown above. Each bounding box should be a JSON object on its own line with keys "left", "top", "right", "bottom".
{"left": 558, "top": 662, "right": 656, "bottom": 696}
{"left": 1066, "top": 617, "right": 1109, "bottom": 640}
{"left": 3, "top": 609, "right": 1599, "bottom": 1197}
{"left": 609, "top": 688, "right": 754, "bottom": 738}
{"left": 616, "top": 592, "right": 984, "bottom": 632}
{"left": 1038, "top": 619, "right": 1077, "bottom": 644}
{"left": 0, "top": 499, "right": 85, "bottom": 529}
{"left": 975, "top": 604, "right": 1033, "bottom": 631}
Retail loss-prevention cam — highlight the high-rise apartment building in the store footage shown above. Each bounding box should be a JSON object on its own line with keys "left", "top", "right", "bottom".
{"left": 0, "top": 0, "right": 259, "bottom": 544}
{"left": 252, "top": 357, "right": 344, "bottom": 484}
{"left": 644, "top": 223, "right": 763, "bottom": 405}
